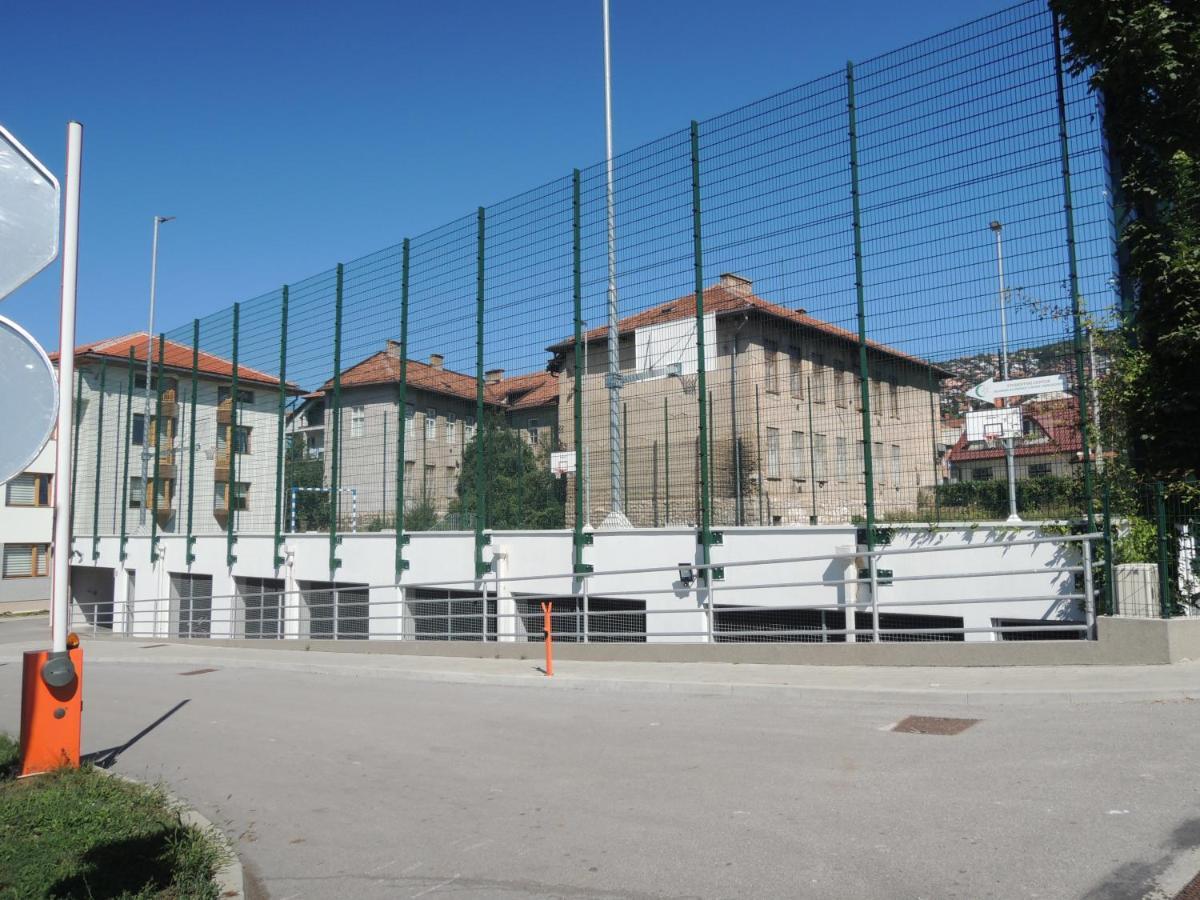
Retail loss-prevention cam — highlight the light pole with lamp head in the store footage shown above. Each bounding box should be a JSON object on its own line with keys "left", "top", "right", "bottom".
{"left": 989, "top": 219, "right": 1020, "bottom": 523}
{"left": 141, "top": 214, "right": 174, "bottom": 524}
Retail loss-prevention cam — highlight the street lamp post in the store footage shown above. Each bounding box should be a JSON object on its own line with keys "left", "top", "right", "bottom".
{"left": 989, "top": 220, "right": 1020, "bottom": 523}
{"left": 141, "top": 214, "right": 174, "bottom": 525}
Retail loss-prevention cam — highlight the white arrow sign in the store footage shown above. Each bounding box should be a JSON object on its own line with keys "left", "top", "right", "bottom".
{"left": 0, "top": 125, "right": 60, "bottom": 301}
{"left": 967, "top": 373, "right": 1068, "bottom": 403}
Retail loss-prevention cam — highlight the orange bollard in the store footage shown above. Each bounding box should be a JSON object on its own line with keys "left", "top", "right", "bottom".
{"left": 19, "top": 645, "right": 84, "bottom": 777}
{"left": 541, "top": 601, "right": 553, "bottom": 677}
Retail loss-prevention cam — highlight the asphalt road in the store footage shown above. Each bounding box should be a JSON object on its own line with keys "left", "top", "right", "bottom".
{"left": 2, "top": 617, "right": 1199, "bottom": 900}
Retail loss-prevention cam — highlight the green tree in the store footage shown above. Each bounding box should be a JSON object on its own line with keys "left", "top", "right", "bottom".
{"left": 285, "top": 435, "right": 327, "bottom": 531}
{"left": 1052, "top": 0, "right": 1200, "bottom": 476}
{"left": 451, "top": 416, "right": 565, "bottom": 529}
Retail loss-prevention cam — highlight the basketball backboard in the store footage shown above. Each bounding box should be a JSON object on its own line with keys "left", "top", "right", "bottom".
{"left": 965, "top": 406, "right": 1022, "bottom": 443}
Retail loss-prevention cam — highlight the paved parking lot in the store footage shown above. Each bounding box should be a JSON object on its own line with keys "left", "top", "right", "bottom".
{"left": 2, "top": 618, "right": 1199, "bottom": 899}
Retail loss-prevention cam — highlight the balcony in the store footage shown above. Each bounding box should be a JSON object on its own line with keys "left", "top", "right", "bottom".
{"left": 156, "top": 460, "right": 177, "bottom": 481}
{"left": 160, "top": 389, "right": 179, "bottom": 420}
{"left": 217, "top": 398, "right": 233, "bottom": 424}
{"left": 214, "top": 449, "right": 231, "bottom": 483}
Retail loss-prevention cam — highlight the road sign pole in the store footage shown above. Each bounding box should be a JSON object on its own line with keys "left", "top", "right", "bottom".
{"left": 50, "top": 122, "right": 83, "bottom": 657}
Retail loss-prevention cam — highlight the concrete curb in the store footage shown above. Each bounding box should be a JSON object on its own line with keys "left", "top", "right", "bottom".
{"left": 97, "top": 769, "right": 244, "bottom": 899}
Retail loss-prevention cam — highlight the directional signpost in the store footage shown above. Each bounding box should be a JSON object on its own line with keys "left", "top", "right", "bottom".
{"left": 967, "top": 373, "right": 1068, "bottom": 404}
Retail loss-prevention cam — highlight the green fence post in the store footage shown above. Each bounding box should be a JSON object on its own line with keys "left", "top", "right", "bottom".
{"left": 847, "top": 61, "right": 877, "bottom": 557}
{"left": 273, "top": 288, "right": 289, "bottom": 568}
{"left": 1155, "top": 481, "right": 1172, "bottom": 618}
{"left": 226, "top": 304, "right": 240, "bottom": 568}
{"left": 807, "top": 377, "right": 818, "bottom": 525}
{"left": 186, "top": 320, "right": 199, "bottom": 565}
{"left": 755, "top": 385, "right": 764, "bottom": 525}
{"left": 70, "top": 369, "right": 83, "bottom": 532}
{"left": 927, "top": 364, "right": 941, "bottom": 523}
{"left": 474, "top": 208, "right": 489, "bottom": 579}
{"left": 119, "top": 348, "right": 135, "bottom": 562}
{"left": 572, "top": 172, "right": 591, "bottom": 573}
{"left": 329, "top": 267, "right": 344, "bottom": 572}
{"left": 91, "top": 360, "right": 107, "bottom": 560}
{"left": 690, "top": 120, "right": 718, "bottom": 575}
{"left": 395, "top": 239, "right": 411, "bottom": 574}
{"left": 150, "top": 335, "right": 165, "bottom": 564}
{"left": 1052, "top": 16, "right": 1096, "bottom": 531}
{"left": 622, "top": 402, "right": 629, "bottom": 515}
{"left": 663, "top": 396, "right": 670, "bottom": 526}
{"left": 1101, "top": 482, "right": 1115, "bottom": 615}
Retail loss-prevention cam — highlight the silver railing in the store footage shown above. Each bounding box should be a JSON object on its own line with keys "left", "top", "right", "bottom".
{"left": 70, "top": 532, "right": 1101, "bottom": 644}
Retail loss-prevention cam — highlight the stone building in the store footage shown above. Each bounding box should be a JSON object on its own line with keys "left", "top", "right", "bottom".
{"left": 547, "top": 274, "right": 950, "bottom": 527}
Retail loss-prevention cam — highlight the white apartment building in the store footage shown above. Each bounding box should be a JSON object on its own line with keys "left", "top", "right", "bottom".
{"left": 0, "top": 440, "right": 55, "bottom": 606}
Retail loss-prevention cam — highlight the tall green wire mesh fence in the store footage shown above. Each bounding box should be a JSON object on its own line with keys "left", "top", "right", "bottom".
{"left": 70, "top": 1, "right": 1118, "bottom": 564}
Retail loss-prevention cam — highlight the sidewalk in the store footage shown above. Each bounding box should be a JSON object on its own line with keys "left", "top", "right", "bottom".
{"left": 17, "top": 632, "right": 1200, "bottom": 705}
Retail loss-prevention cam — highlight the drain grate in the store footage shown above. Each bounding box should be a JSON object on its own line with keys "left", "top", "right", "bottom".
{"left": 892, "top": 715, "right": 979, "bottom": 736}
{"left": 179, "top": 668, "right": 218, "bottom": 677}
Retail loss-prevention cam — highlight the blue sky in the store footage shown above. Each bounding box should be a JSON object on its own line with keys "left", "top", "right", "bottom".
{"left": 4, "top": 0, "right": 1011, "bottom": 352}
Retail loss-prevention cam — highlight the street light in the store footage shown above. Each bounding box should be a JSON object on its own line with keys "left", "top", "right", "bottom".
{"left": 988, "top": 220, "right": 1020, "bottom": 524}
{"left": 141, "top": 214, "right": 174, "bottom": 524}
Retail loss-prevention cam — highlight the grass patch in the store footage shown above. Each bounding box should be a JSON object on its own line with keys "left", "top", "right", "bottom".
{"left": 0, "top": 734, "right": 226, "bottom": 899}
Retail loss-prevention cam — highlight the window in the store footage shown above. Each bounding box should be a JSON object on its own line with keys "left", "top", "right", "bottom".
{"left": 888, "top": 376, "right": 900, "bottom": 419}
{"left": 465, "top": 416, "right": 476, "bottom": 440}
{"left": 812, "top": 356, "right": 827, "bottom": 403}
{"left": 834, "top": 369, "right": 846, "bottom": 407}
{"left": 972, "top": 468, "right": 993, "bottom": 482}
{"left": 813, "top": 434, "right": 828, "bottom": 481}
{"left": 403, "top": 461, "right": 416, "bottom": 498}
{"left": 217, "top": 386, "right": 255, "bottom": 405}
{"left": 789, "top": 350, "right": 803, "bottom": 399}
{"left": 871, "top": 379, "right": 883, "bottom": 416}
{"left": 836, "top": 436, "right": 848, "bottom": 480}
{"left": 349, "top": 406, "right": 365, "bottom": 438}
{"left": 217, "top": 425, "right": 251, "bottom": 454}
{"left": 3, "top": 543, "right": 49, "bottom": 578}
{"left": 132, "top": 413, "right": 146, "bottom": 446}
{"left": 764, "top": 341, "right": 780, "bottom": 393}
{"left": 891, "top": 444, "right": 902, "bottom": 489}
{"left": 790, "top": 431, "right": 805, "bottom": 480}
{"left": 128, "top": 476, "right": 144, "bottom": 508}
{"left": 1029, "top": 463, "right": 1051, "bottom": 478}
{"left": 425, "top": 408, "right": 437, "bottom": 440}
{"left": 231, "top": 482, "right": 250, "bottom": 511}
{"left": 856, "top": 440, "right": 865, "bottom": 483}
{"left": 214, "top": 482, "right": 250, "bottom": 512}
{"left": 446, "top": 412, "right": 457, "bottom": 443}
{"left": 6, "top": 473, "right": 51, "bottom": 507}
{"left": 766, "top": 427, "right": 780, "bottom": 479}
{"left": 528, "top": 418, "right": 539, "bottom": 442}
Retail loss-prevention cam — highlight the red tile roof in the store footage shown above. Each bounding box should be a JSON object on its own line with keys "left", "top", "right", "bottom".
{"left": 947, "top": 398, "right": 1082, "bottom": 463}
{"left": 53, "top": 332, "right": 298, "bottom": 391}
{"left": 315, "top": 349, "right": 559, "bottom": 411}
{"left": 546, "top": 281, "right": 952, "bottom": 376}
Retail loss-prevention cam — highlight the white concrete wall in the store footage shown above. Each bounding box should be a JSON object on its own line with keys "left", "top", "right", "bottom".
{"left": 73, "top": 521, "right": 1086, "bottom": 644}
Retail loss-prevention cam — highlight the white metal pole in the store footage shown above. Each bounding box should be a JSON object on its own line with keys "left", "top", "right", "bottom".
{"left": 602, "top": 0, "right": 625, "bottom": 525}
{"left": 991, "top": 221, "right": 1020, "bottom": 523}
{"left": 51, "top": 122, "right": 84, "bottom": 654}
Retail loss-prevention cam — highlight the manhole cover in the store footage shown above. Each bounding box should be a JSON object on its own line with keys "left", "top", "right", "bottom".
{"left": 892, "top": 715, "right": 979, "bottom": 735}
{"left": 179, "top": 668, "right": 218, "bottom": 677}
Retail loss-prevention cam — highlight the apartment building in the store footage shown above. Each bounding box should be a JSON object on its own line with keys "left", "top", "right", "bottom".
{"left": 0, "top": 440, "right": 55, "bottom": 606}
{"left": 57, "top": 332, "right": 295, "bottom": 540}
{"left": 314, "top": 340, "right": 559, "bottom": 525}
{"left": 547, "top": 274, "right": 950, "bottom": 526}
